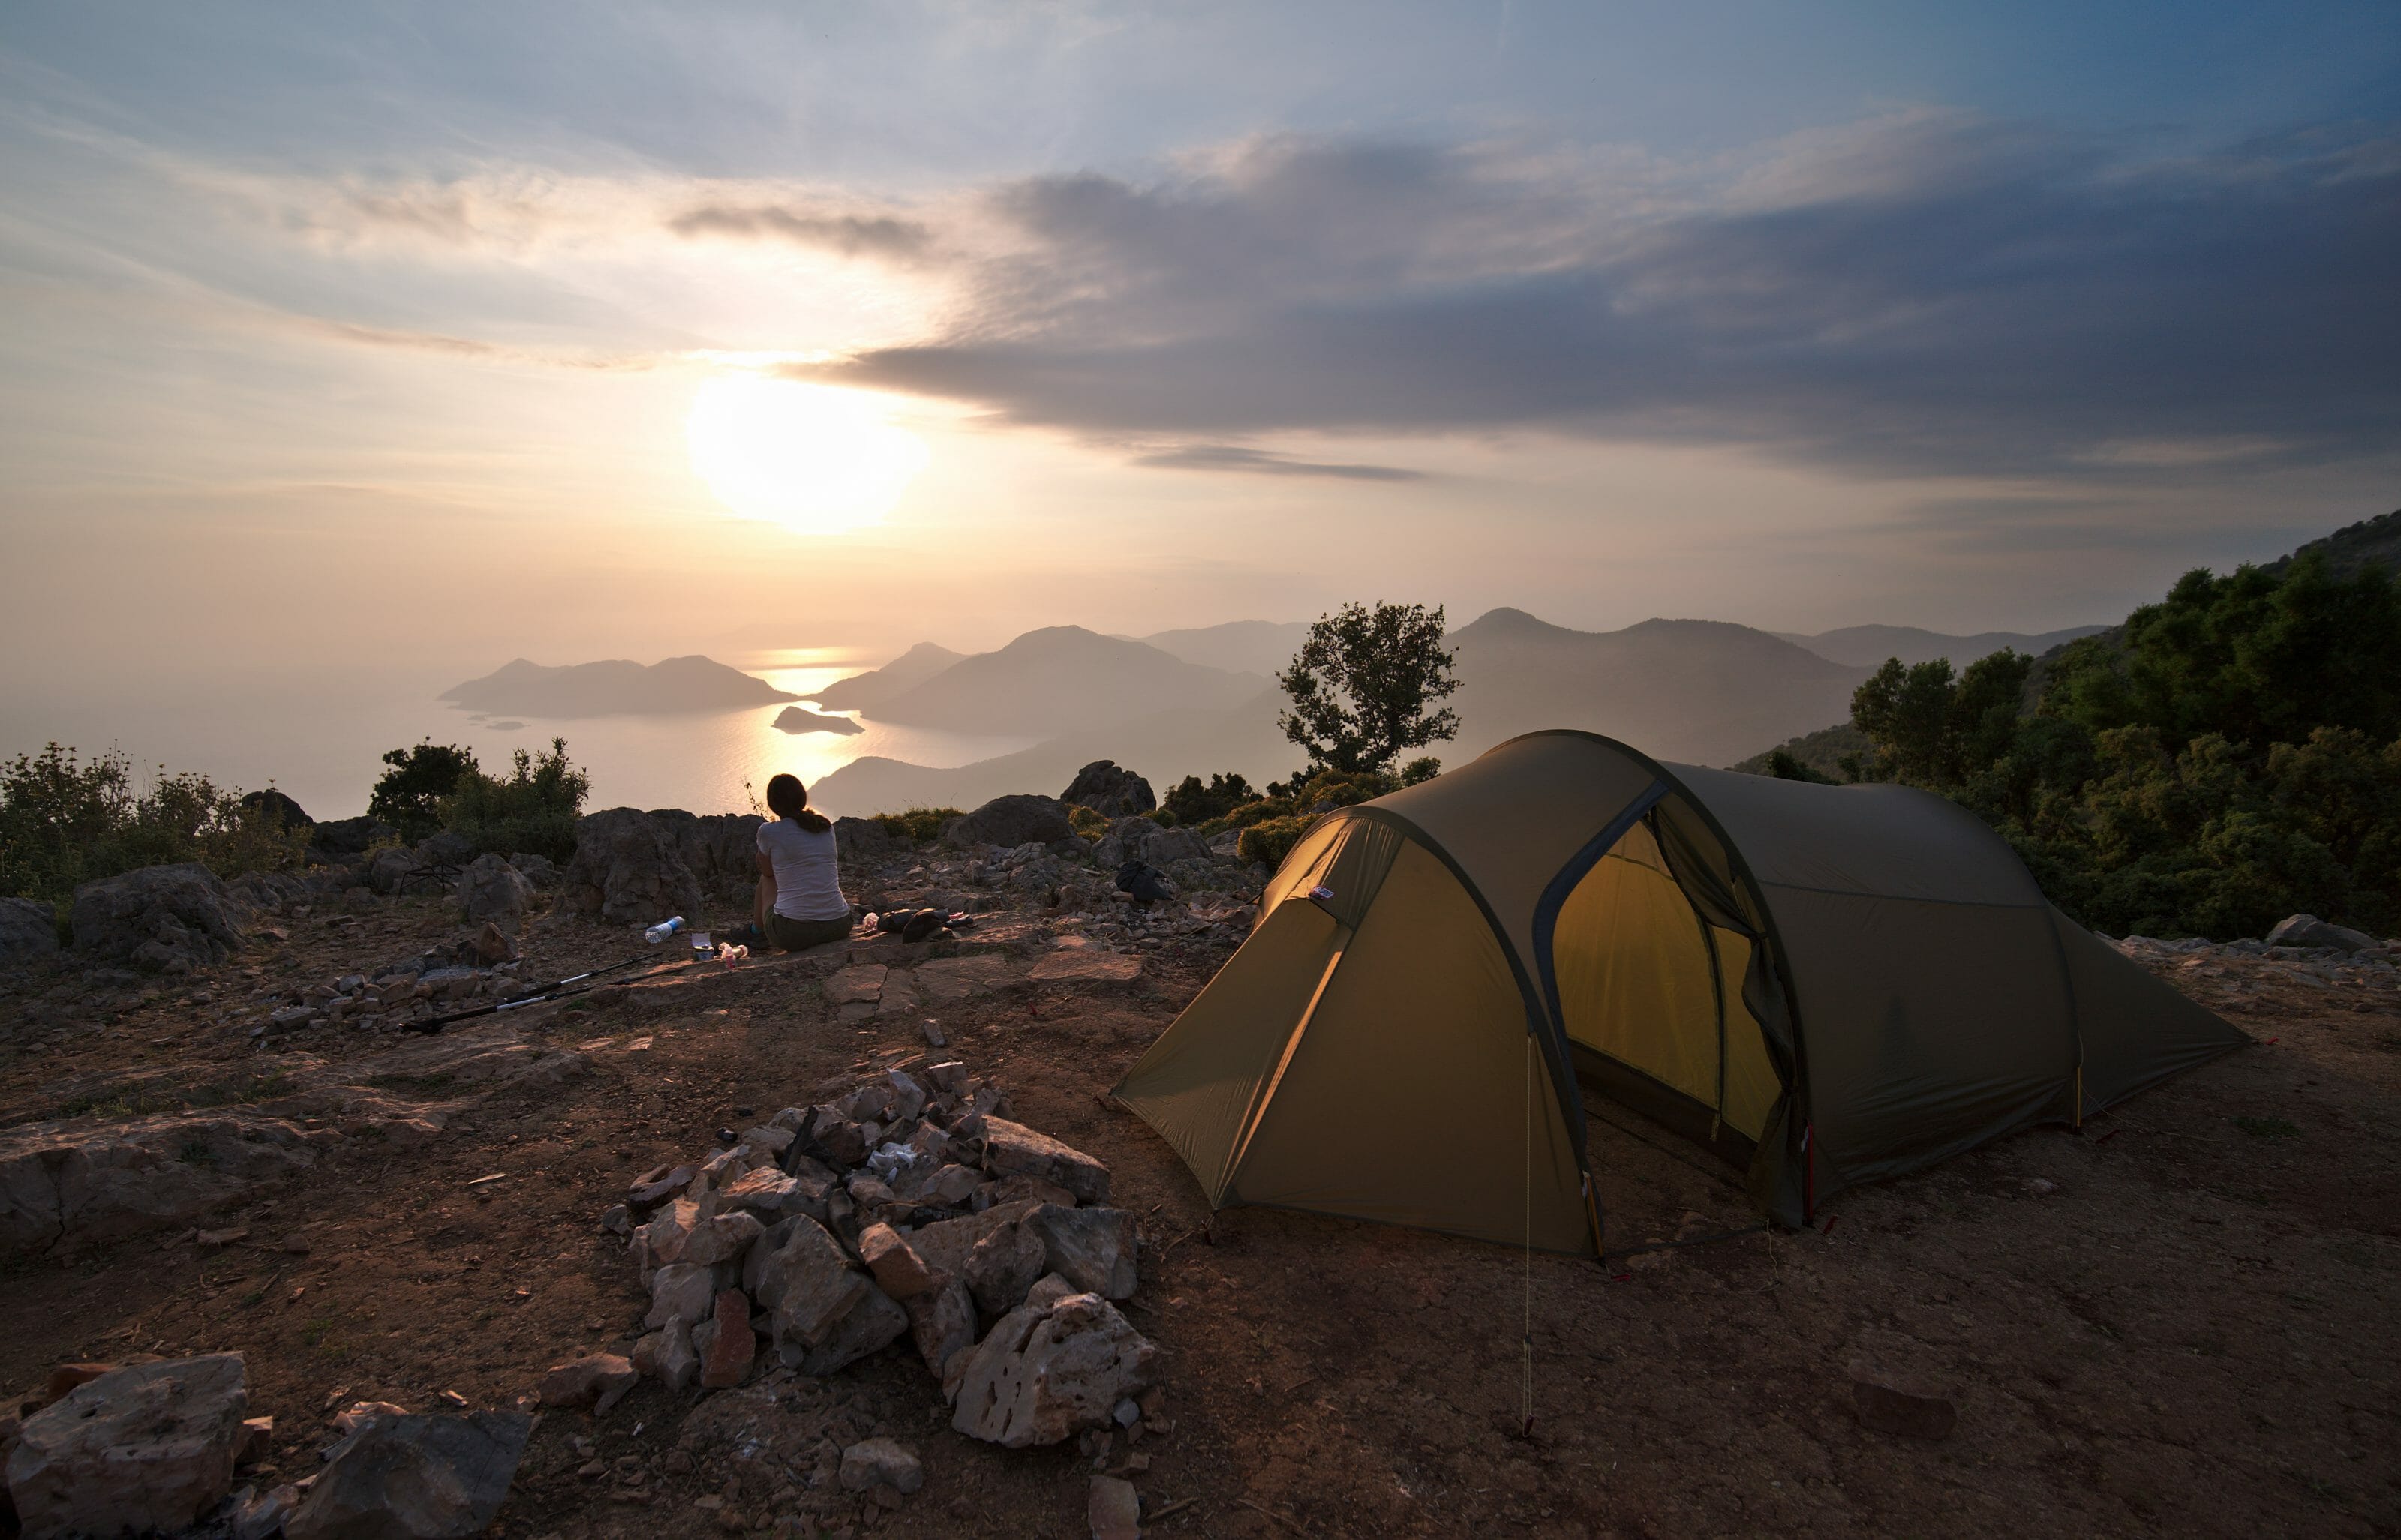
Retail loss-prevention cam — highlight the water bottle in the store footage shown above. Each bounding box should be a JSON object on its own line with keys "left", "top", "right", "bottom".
{"left": 644, "top": 915, "right": 685, "bottom": 944}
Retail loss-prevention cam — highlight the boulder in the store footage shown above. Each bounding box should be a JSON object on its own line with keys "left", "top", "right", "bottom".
{"left": 281, "top": 1410, "right": 530, "bottom": 1540}
{"left": 942, "top": 795, "right": 1076, "bottom": 851}
{"left": 308, "top": 815, "right": 399, "bottom": 859}
{"left": 455, "top": 854, "right": 533, "bottom": 934}
{"left": 0, "top": 1111, "right": 321, "bottom": 1253}
{"left": 833, "top": 816, "right": 898, "bottom": 862}
{"left": 69, "top": 863, "right": 251, "bottom": 974}
{"left": 838, "top": 1436, "right": 924, "bottom": 1496}
{"left": 631, "top": 1321, "right": 699, "bottom": 1393}
{"left": 411, "top": 830, "right": 476, "bottom": 869}
{"left": 858, "top": 1223, "right": 936, "bottom": 1299}
{"left": 950, "top": 1292, "right": 1156, "bottom": 1448}
{"left": 538, "top": 1355, "right": 636, "bottom": 1414}
{"left": 965, "top": 1218, "right": 1048, "bottom": 1316}
{"left": 239, "top": 788, "right": 312, "bottom": 830}
{"left": 5, "top": 1353, "right": 250, "bottom": 1540}
{"left": 753, "top": 1216, "right": 869, "bottom": 1348}
{"left": 699, "top": 1289, "right": 756, "bottom": 1388}
{"left": 783, "top": 1283, "right": 908, "bottom": 1376}
{"left": 0, "top": 896, "right": 59, "bottom": 963}
{"left": 1089, "top": 1475, "right": 1142, "bottom": 1540}
{"left": 1061, "top": 761, "right": 1155, "bottom": 817}
{"left": 232, "top": 1481, "right": 302, "bottom": 1540}
{"left": 645, "top": 1263, "right": 717, "bottom": 1331}
{"left": 2265, "top": 913, "right": 2381, "bottom": 953}
{"left": 1027, "top": 1205, "right": 1138, "bottom": 1299}
{"left": 903, "top": 1274, "right": 978, "bottom": 1390}
{"left": 363, "top": 848, "right": 426, "bottom": 896}
{"left": 561, "top": 808, "right": 704, "bottom": 926}
{"left": 639, "top": 1197, "right": 762, "bottom": 1271}
{"left": 981, "top": 1118, "right": 1112, "bottom": 1205}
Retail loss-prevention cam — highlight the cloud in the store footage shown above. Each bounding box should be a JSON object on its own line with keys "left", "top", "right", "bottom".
{"left": 810, "top": 116, "right": 2401, "bottom": 479}
{"left": 666, "top": 204, "right": 932, "bottom": 259}
{"left": 1131, "top": 443, "right": 1424, "bottom": 480}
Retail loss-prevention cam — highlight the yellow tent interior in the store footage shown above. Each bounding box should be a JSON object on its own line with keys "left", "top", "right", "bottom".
{"left": 1114, "top": 731, "right": 2246, "bottom": 1255}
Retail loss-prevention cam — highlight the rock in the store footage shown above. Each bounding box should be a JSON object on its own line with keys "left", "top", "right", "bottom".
{"left": 981, "top": 1118, "right": 1112, "bottom": 1205}
{"left": 69, "top": 863, "right": 251, "bottom": 973}
{"left": 1029, "top": 951, "right": 1145, "bottom": 985}
{"left": 720, "top": 1167, "right": 804, "bottom": 1216}
{"left": 906, "top": 1199, "right": 1043, "bottom": 1277}
{"left": 239, "top": 788, "right": 312, "bottom": 830}
{"left": 951, "top": 1292, "right": 1157, "bottom": 1448}
{"left": 5, "top": 1353, "right": 248, "bottom": 1540}
{"left": 332, "top": 1403, "right": 410, "bottom": 1438}
{"left": 858, "top": 1223, "right": 936, "bottom": 1298}
{"left": 1028, "top": 1205, "right": 1138, "bottom": 1299}
{"left": 0, "top": 896, "right": 59, "bottom": 962}
{"left": 753, "top": 1216, "right": 870, "bottom": 1347}
{"left": 282, "top": 1409, "right": 530, "bottom": 1540}
{"left": 412, "top": 830, "right": 475, "bottom": 869}
{"left": 1850, "top": 1376, "right": 1957, "bottom": 1439}
{"left": 2265, "top": 913, "right": 2381, "bottom": 953}
{"left": 918, "top": 1164, "right": 983, "bottom": 1208}
{"left": 943, "top": 795, "right": 1077, "bottom": 850}
{"left": 884, "top": 1069, "right": 928, "bottom": 1122}
{"left": 561, "top": 808, "right": 705, "bottom": 926}
{"left": 645, "top": 1263, "right": 718, "bottom": 1331}
{"left": 832, "top": 815, "right": 898, "bottom": 861}
{"left": 41, "top": 1361, "right": 118, "bottom": 1407}
{"left": 231, "top": 1481, "right": 302, "bottom": 1540}
{"left": 914, "top": 953, "right": 1019, "bottom": 1001}
{"left": 467, "top": 921, "right": 516, "bottom": 965}
{"left": 364, "top": 848, "right": 425, "bottom": 896}
{"left": 455, "top": 854, "right": 533, "bottom": 932}
{"left": 784, "top": 1284, "right": 908, "bottom": 1376}
{"left": 640, "top": 1197, "right": 762, "bottom": 1270}
{"left": 309, "top": 815, "right": 398, "bottom": 858}
{"left": 633, "top": 1320, "right": 699, "bottom": 1394}
{"left": 965, "top": 1219, "right": 1049, "bottom": 1316}
{"left": 903, "top": 1274, "right": 978, "bottom": 1391}
{"left": 700, "top": 1289, "right": 756, "bottom": 1388}
{"left": 539, "top": 1355, "right": 637, "bottom": 1414}
{"left": 1062, "top": 762, "right": 1155, "bottom": 818}
{"left": 236, "top": 1415, "right": 274, "bottom": 1463}
{"left": 837, "top": 1437, "right": 924, "bottom": 1496}
{"left": 627, "top": 1162, "right": 698, "bottom": 1209}
{"left": 826, "top": 964, "right": 888, "bottom": 1007}
{"left": 1089, "top": 1475, "right": 1143, "bottom": 1540}
{"left": 0, "top": 1111, "right": 320, "bottom": 1253}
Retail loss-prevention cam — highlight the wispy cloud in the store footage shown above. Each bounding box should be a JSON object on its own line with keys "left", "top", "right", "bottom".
{"left": 666, "top": 204, "right": 931, "bottom": 259}
{"left": 1131, "top": 443, "right": 1424, "bottom": 480}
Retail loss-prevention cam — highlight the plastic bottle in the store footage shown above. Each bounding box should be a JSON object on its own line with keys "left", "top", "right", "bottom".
{"left": 644, "top": 915, "right": 686, "bottom": 944}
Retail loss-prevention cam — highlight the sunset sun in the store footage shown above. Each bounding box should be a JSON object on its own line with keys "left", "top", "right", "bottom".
{"left": 685, "top": 375, "right": 929, "bottom": 533}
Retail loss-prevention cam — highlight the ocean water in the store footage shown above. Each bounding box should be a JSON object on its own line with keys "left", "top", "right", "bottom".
{"left": 0, "top": 650, "right": 1033, "bottom": 822}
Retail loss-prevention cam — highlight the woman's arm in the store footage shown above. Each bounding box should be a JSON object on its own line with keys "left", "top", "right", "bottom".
{"left": 755, "top": 847, "right": 776, "bottom": 929}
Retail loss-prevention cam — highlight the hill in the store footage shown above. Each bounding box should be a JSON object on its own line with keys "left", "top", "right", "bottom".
{"left": 2267, "top": 506, "right": 2401, "bottom": 578}
{"left": 440, "top": 656, "right": 796, "bottom": 716}
{"left": 1137, "top": 620, "right": 1311, "bottom": 677}
{"left": 1775, "top": 623, "right": 2108, "bottom": 670}
{"left": 1447, "top": 609, "right": 1871, "bottom": 768}
{"left": 807, "top": 642, "right": 966, "bottom": 712}
{"left": 859, "top": 626, "right": 1266, "bottom": 737}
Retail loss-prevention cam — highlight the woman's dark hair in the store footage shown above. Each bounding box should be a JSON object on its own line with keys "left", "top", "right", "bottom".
{"left": 765, "top": 773, "right": 831, "bottom": 833}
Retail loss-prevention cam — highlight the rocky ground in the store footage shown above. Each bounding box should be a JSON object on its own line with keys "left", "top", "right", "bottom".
{"left": 0, "top": 808, "right": 2396, "bottom": 1537}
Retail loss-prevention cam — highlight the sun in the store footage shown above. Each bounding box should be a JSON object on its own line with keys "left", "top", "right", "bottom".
{"left": 685, "top": 375, "right": 930, "bottom": 533}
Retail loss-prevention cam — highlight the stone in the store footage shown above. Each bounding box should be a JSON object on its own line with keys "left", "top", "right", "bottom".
{"left": 561, "top": 808, "right": 705, "bottom": 926}
{"left": 1028, "top": 1205, "right": 1138, "bottom": 1299}
{"left": 455, "top": 854, "right": 534, "bottom": 935}
{"left": 783, "top": 1283, "right": 909, "bottom": 1376}
{"left": 232, "top": 1481, "right": 302, "bottom": 1540}
{"left": 825, "top": 965, "right": 887, "bottom": 1007}
{"left": 981, "top": 1118, "right": 1112, "bottom": 1205}
{"left": 837, "top": 1436, "right": 924, "bottom": 1496}
{"left": 633, "top": 1320, "right": 699, "bottom": 1394}
{"left": 1089, "top": 1475, "right": 1143, "bottom": 1540}
{"left": 1028, "top": 951, "right": 1145, "bottom": 985}
{"left": 627, "top": 1163, "right": 698, "bottom": 1208}
{"left": 858, "top": 1223, "right": 936, "bottom": 1298}
{"left": 69, "top": 863, "right": 251, "bottom": 973}
{"left": 903, "top": 1274, "right": 978, "bottom": 1391}
{"left": 237, "top": 1415, "right": 275, "bottom": 1463}
{"left": 1850, "top": 1376, "right": 1957, "bottom": 1439}
{"left": 700, "top": 1289, "right": 756, "bottom": 1388}
{"left": 965, "top": 1219, "right": 1049, "bottom": 1316}
{"left": 1061, "top": 761, "right": 1156, "bottom": 818}
{"left": 942, "top": 794, "right": 1077, "bottom": 850}
{"left": 981, "top": 1175, "right": 1079, "bottom": 1211}
{"left": 720, "top": 1167, "right": 803, "bottom": 1216}
{"left": 539, "top": 1355, "right": 637, "bottom": 1414}
{"left": 917, "top": 1163, "right": 984, "bottom": 1208}
{"left": 808, "top": 1110, "right": 869, "bottom": 1168}
{"left": 924, "top": 1061, "right": 970, "bottom": 1095}
{"left": 282, "top": 1409, "right": 531, "bottom": 1540}
{"left": 2265, "top": 913, "right": 2381, "bottom": 953}
{"left": 0, "top": 896, "right": 59, "bottom": 962}
{"left": 41, "top": 1361, "right": 119, "bottom": 1406}
{"left": 645, "top": 1263, "right": 717, "bottom": 1331}
{"left": 914, "top": 953, "right": 1019, "bottom": 1001}
{"left": 642, "top": 1197, "right": 763, "bottom": 1270}
{"left": 468, "top": 921, "right": 517, "bottom": 965}
{"left": 951, "top": 1292, "right": 1156, "bottom": 1448}
{"left": 332, "top": 1403, "right": 410, "bottom": 1438}
{"left": 884, "top": 1069, "right": 927, "bottom": 1122}
{"left": 0, "top": 1110, "right": 321, "bottom": 1256}
{"left": 753, "top": 1216, "right": 869, "bottom": 1347}
{"left": 5, "top": 1353, "right": 248, "bottom": 1539}
{"left": 831, "top": 815, "right": 898, "bottom": 861}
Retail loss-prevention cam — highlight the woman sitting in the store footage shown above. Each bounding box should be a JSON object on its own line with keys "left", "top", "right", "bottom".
{"left": 754, "top": 773, "right": 854, "bottom": 952}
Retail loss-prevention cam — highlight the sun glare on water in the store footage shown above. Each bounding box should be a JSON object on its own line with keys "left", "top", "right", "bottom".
{"left": 685, "top": 375, "right": 930, "bottom": 533}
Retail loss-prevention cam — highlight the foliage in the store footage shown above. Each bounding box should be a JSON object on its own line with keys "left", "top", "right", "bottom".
{"left": 1163, "top": 772, "right": 1258, "bottom": 827}
{"left": 1276, "top": 602, "right": 1462, "bottom": 774}
{"left": 1237, "top": 816, "right": 1315, "bottom": 870}
{"left": 1765, "top": 749, "right": 1834, "bottom": 784}
{"left": 869, "top": 806, "right": 963, "bottom": 843}
{"left": 438, "top": 737, "right": 591, "bottom": 861}
{"left": 368, "top": 740, "right": 479, "bottom": 840}
{"left": 1398, "top": 757, "right": 1441, "bottom": 786}
{"left": 1840, "top": 552, "right": 2401, "bottom": 940}
{"left": 1065, "top": 803, "right": 1110, "bottom": 841}
{"left": 0, "top": 743, "right": 308, "bottom": 917}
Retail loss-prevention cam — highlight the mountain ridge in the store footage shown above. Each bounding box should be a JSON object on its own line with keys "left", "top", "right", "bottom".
{"left": 440, "top": 655, "right": 797, "bottom": 717}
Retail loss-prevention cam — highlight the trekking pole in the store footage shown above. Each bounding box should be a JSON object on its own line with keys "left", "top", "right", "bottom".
{"left": 400, "top": 957, "right": 686, "bottom": 1035}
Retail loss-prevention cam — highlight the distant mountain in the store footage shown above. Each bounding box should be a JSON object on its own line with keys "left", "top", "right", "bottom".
{"left": 2269, "top": 506, "right": 2401, "bottom": 578}
{"left": 808, "top": 642, "right": 966, "bottom": 712}
{"left": 1447, "top": 609, "right": 1871, "bottom": 768}
{"left": 1138, "top": 620, "right": 1310, "bottom": 678}
{"left": 774, "top": 706, "right": 864, "bottom": 736}
{"left": 1775, "top": 623, "right": 2108, "bottom": 671}
{"left": 860, "top": 626, "right": 1265, "bottom": 737}
{"left": 440, "top": 656, "right": 796, "bottom": 716}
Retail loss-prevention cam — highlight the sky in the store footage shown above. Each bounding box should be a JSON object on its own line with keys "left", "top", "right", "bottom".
{"left": 2, "top": 0, "right": 2397, "bottom": 702}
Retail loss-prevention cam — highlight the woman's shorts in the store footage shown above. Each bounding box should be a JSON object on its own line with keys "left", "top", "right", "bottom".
{"left": 763, "top": 912, "right": 853, "bottom": 952}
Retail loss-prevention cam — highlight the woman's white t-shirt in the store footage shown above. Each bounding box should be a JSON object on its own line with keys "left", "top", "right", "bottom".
{"left": 757, "top": 818, "right": 850, "bottom": 922}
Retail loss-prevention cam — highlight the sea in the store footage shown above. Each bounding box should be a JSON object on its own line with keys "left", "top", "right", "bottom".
{"left": 0, "top": 650, "right": 1032, "bottom": 823}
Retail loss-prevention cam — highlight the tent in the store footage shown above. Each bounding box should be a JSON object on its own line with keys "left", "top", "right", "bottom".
{"left": 1114, "top": 730, "right": 2245, "bottom": 1253}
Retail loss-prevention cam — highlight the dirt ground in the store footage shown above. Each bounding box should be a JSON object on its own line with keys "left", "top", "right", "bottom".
{"left": 1, "top": 887, "right": 2395, "bottom": 1538}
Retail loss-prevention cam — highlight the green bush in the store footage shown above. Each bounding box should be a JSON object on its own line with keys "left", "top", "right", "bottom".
{"left": 1236, "top": 815, "right": 1316, "bottom": 870}
{"left": 869, "top": 806, "right": 963, "bottom": 843}
{"left": 1163, "top": 772, "right": 1258, "bottom": 826}
{"left": 368, "top": 740, "right": 479, "bottom": 840}
{"left": 440, "top": 737, "right": 590, "bottom": 862}
{"left": 1065, "top": 804, "right": 1110, "bottom": 841}
{"left": 0, "top": 743, "right": 308, "bottom": 916}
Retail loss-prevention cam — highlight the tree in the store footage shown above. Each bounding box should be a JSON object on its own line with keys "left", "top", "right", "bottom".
{"left": 1276, "top": 602, "right": 1461, "bottom": 774}
{"left": 1850, "top": 648, "right": 2032, "bottom": 786}
{"left": 368, "top": 740, "right": 479, "bottom": 839}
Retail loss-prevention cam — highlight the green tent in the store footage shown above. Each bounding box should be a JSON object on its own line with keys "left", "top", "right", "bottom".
{"left": 1116, "top": 731, "right": 2245, "bottom": 1253}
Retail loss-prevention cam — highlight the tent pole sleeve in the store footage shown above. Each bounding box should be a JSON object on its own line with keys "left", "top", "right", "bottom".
{"left": 1224, "top": 935, "right": 1349, "bottom": 1183}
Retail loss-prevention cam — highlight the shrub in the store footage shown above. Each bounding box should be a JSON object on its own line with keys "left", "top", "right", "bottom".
{"left": 1291, "top": 766, "right": 1399, "bottom": 811}
{"left": 1237, "top": 815, "right": 1316, "bottom": 870}
{"left": 368, "top": 740, "right": 479, "bottom": 839}
{"left": 1163, "top": 772, "right": 1258, "bottom": 826}
{"left": 440, "top": 737, "right": 590, "bottom": 862}
{"left": 869, "top": 806, "right": 963, "bottom": 843}
{"left": 1065, "top": 804, "right": 1110, "bottom": 841}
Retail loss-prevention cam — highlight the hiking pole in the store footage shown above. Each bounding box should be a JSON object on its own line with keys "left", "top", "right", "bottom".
{"left": 400, "top": 958, "right": 687, "bottom": 1035}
